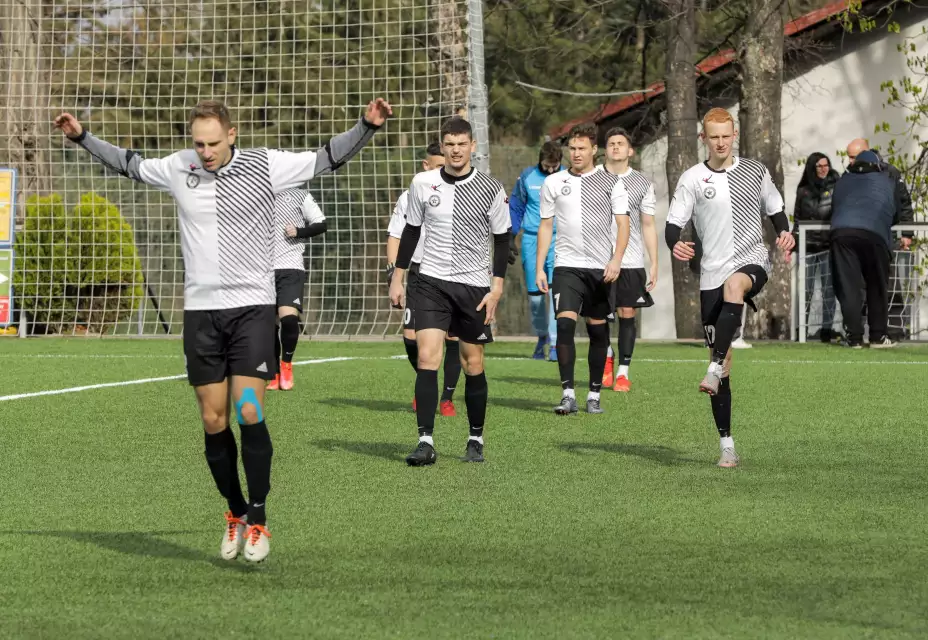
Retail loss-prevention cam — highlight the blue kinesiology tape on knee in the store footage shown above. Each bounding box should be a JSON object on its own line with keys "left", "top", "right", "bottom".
{"left": 235, "top": 387, "right": 264, "bottom": 424}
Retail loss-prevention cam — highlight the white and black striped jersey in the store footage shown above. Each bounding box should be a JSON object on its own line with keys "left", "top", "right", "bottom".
{"left": 540, "top": 166, "right": 629, "bottom": 270}
{"left": 74, "top": 118, "right": 376, "bottom": 310}
{"left": 603, "top": 166, "right": 656, "bottom": 270}
{"left": 273, "top": 189, "right": 325, "bottom": 271}
{"left": 405, "top": 168, "right": 510, "bottom": 287}
{"left": 386, "top": 190, "right": 425, "bottom": 265}
{"left": 667, "top": 157, "right": 784, "bottom": 290}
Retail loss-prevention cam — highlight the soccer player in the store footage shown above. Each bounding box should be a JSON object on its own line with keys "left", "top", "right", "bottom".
{"left": 599, "top": 128, "right": 658, "bottom": 392}
{"left": 509, "top": 142, "right": 563, "bottom": 361}
{"left": 665, "top": 107, "right": 793, "bottom": 468}
{"left": 389, "top": 117, "right": 511, "bottom": 466}
{"left": 54, "top": 97, "right": 392, "bottom": 560}
{"left": 266, "top": 189, "right": 327, "bottom": 391}
{"left": 536, "top": 123, "right": 630, "bottom": 415}
{"left": 386, "top": 143, "right": 462, "bottom": 416}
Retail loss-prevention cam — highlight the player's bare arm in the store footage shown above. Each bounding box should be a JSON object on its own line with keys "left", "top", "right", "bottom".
{"left": 535, "top": 217, "right": 554, "bottom": 293}
{"left": 605, "top": 214, "right": 630, "bottom": 283}
{"left": 642, "top": 213, "right": 659, "bottom": 290}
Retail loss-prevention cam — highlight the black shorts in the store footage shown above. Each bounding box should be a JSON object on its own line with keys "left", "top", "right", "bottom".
{"left": 414, "top": 273, "right": 493, "bottom": 344}
{"left": 551, "top": 266, "right": 614, "bottom": 320}
{"left": 183, "top": 305, "right": 277, "bottom": 386}
{"left": 614, "top": 268, "right": 654, "bottom": 309}
{"left": 275, "top": 269, "right": 306, "bottom": 312}
{"left": 403, "top": 262, "right": 421, "bottom": 331}
{"left": 700, "top": 264, "right": 768, "bottom": 348}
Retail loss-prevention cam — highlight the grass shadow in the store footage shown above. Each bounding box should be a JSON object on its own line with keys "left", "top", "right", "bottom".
{"left": 496, "top": 375, "right": 555, "bottom": 387}
{"left": 319, "top": 397, "right": 411, "bottom": 413}
{"left": 488, "top": 397, "right": 551, "bottom": 414}
{"left": 314, "top": 438, "right": 409, "bottom": 462}
{"left": 559, "top": 442, "right": 702, "bottom": 466}
{"left": 10, "top": 530, "right": 252, "bottom": 572}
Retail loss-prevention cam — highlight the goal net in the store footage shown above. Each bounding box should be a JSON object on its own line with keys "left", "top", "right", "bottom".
{"left": 0, "top": 0, "right": 475, "bottom": 337}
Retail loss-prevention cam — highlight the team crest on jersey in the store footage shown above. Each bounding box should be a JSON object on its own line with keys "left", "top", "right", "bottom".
{"left": 428, "top": 195, "right": 441, "bottom": 207}
{"left": 561, "top": 185, "right": 572, "bottom": 196}
{"left": 186, "top": 174, "right": 200, "bottom": 189}
{"left": 703, "top": 186, "right": 716, "bottom": 199}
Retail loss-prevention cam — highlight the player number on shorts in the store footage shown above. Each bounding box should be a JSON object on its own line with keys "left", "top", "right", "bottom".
{"left": 404, "top": 308, "right": 412, "bottom": 326}
{"left": 704, "top": 324, "right": 715, "bottom": 345}
{"left": 554, "top": 293, "right": 560, "bottom": 311}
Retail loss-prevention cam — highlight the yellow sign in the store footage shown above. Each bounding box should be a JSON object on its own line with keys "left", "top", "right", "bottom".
{"left": 0, "top": 170, "right": 12, "bottom": 245}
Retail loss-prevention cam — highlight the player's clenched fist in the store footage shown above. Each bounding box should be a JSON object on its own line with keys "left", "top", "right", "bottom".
{"left": 389, "top": 274, "right": 405, "bottom": 310}
{"left": 672, "top": 241, "right": 696, "bottom": 261}
{"left": 54, "top": 113, "right": 83, "bottom": 139}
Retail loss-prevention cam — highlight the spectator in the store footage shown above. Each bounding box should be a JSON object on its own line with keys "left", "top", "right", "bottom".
{"left": 793, "top": 152, "right": 840, "bottom": 342}
{"left": 846, "top": 138, "right": 914, "bottom": 250}
{"left": 830, "top": 150, "right": 900, "bottom": 349}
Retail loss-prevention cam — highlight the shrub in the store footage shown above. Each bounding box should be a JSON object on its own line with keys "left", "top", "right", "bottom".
{"left": 14, "top": 192, "right": 145, "bottom": 334}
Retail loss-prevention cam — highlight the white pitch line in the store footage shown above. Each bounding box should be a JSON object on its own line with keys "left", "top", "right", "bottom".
{"left": 0, "top": 356, "right": 389, "bottom": 403}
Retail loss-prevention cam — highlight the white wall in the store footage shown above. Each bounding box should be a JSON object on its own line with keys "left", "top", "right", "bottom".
{"left": 637, "top": 15, "right": 927, "bottom": 339}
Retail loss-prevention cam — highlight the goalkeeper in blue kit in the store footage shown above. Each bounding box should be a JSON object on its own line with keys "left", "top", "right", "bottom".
{"left": 509, "top": 142, "right": 563, "bottom": 361}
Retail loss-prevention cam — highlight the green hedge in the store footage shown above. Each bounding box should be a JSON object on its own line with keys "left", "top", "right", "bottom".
{"left": 14, "top": 193, "right": 145, "bottom": 334}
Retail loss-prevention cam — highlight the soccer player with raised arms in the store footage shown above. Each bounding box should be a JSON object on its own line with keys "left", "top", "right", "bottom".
{"left": 599, "top": 127, "right": 658, "bottom": 393}
{"left": 535, "top": 123, "right": 630, "bottom": 416}
{"left": 666, "top": 107, "right": 793, "bottom": 468}
{"left": 266, "top": 188, "right": 327, "bottom": 391}
{"left": 386, "top": 143, "right": 462, "bottom": 416}
{"left": 389, "top": 117, "right": 511, "bottom": 466}
{"left": 54, "top": 97, "right": 392, "bottom": 561}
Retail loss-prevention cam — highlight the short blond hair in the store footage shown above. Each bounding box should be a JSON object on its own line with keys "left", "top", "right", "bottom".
{"left": 702, "top": 107, "right": 734, "bottom": 131}
{"left": 188, "top": 100, "right": 233, "bottom": 131}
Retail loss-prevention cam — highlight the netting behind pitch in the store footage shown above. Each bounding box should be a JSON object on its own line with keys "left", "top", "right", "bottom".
{"left": 0, "top": 0, "right": 472, "bottom": 336}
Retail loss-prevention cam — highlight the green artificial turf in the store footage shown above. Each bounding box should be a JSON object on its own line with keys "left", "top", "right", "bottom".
{"left": 1, "top": 339, "right": 926, "bottom": 639}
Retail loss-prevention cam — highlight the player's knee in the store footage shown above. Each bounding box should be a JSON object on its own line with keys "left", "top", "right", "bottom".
{"left": 619, "top": 307, "right": 635, "bottom": 319}
{"left": 723, "top": 277, "right": 748, "bottom": 302}
{"left": 556, "top": 317, "right": 577, "bottom": 343}
{"left": 200, "top": 408, "right": 227, "bottom": 434}
{"left": 461, "top": 348, "right": 484, "bottom": 375}
{"left": 234, "top": 388, "right": 265, "bottom": 425}
{"left": 586, "top": 321, "right": 609, "bottom": 346}
{"left": 417, "top": 344, "right": 443, "bottom": 369}
{"left": 403, "top": 328, "right": 416, "bottom": 341}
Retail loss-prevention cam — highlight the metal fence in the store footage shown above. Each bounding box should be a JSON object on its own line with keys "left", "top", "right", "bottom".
{"left": 793, "top": 222, "right": 928, "bottom": 343}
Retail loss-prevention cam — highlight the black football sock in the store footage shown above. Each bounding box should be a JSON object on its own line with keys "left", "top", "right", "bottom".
{"left": 618, "top": 317, "right": 636, "bottom": 367}
{"left": 415, "top": 369, "right": 439, "bottom": 438}
{"left": 586, "top": 322, "right": 610, "bottom": 393}
{"left": 204, "top": 427, "right": 248, "bottom": 518}
{"left": 712, "top": 302, "right": 743, "bottom": 365}
{"left": 556, "top": 317, "right": 577, "bottom": 391}
{"left": 464, "top": 372, "right": 488, "bottom": 440}
{"left": 239, "top": 421, "right": 273, "bottom": 526}
{"left": 441, "top": 339, "right": 462, "bottom": 402}
{"left": 273, "top": 322, "right": 282, "bottom": 365}
{"left": 279, "top": 315, "right": 300, "bottom": 363}
{"left": 404, "top": 337, "right": 419, "bottom": 373}
{"left": 710, "top": 376, "right": 732, "bottom": 438}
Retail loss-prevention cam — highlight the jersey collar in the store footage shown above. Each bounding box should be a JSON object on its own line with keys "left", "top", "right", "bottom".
{"left": 440, "top": 167, "right": 475, "bottom": 184}
{"left": 602, "top": 164, "right": 632, "bottom": 178}
{"left": 214, "top": 146, "right": 239, "bottom": 175}
{"left": 567, "top": 165, "right": 599, "bottom": 178}
{"left": 703, "top": 156, "right": 739, "bottom": 173}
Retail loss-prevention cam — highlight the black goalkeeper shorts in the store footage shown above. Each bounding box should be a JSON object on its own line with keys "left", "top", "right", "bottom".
{"left": 183, "top": 305, "right": 278, "bottom": 386}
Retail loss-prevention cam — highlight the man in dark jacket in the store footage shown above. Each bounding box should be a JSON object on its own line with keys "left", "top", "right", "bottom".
{"left": 830, "top": 149, "right": 901, "bottom": 348}
{"left": 846, "top": 138, "right": 914, "bottom": 249}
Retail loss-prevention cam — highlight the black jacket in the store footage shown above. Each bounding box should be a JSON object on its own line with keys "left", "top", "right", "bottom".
{"left": 792, "top": 153, "right": 839, "bottom": 253}
{"left": 831, "top": 161, "right": 899, "bottom": 251}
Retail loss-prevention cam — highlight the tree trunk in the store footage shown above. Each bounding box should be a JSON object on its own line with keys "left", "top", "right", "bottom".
{"left": 433, "top": 1, "right": 469, "bottom": 119}
{"left": 663, "top": 0, "right": 702, "bottom": 339}
{"left": 0, "top": 0, "right": 51, "bottom": 214}
{"left": 739, "top": 0, "right": 789, "bottom": 339}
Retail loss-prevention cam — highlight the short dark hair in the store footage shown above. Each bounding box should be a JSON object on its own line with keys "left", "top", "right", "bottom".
{"left": 440, "top": 116, "right": 473, "bottom": 141}
{"left": 425, "top": 142, "right": 442, "bottom": 158}
{"left": 539, "top": 141, "right": 562, "bottom": 165}
{"left": 605, "top": 127, "right": 632, "bottom": 147}
{"left": 567, "top": 123, "right": 597, "bottom": 146}
{"left": 188, "top": 100, "right": 233, "bottom": 131}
